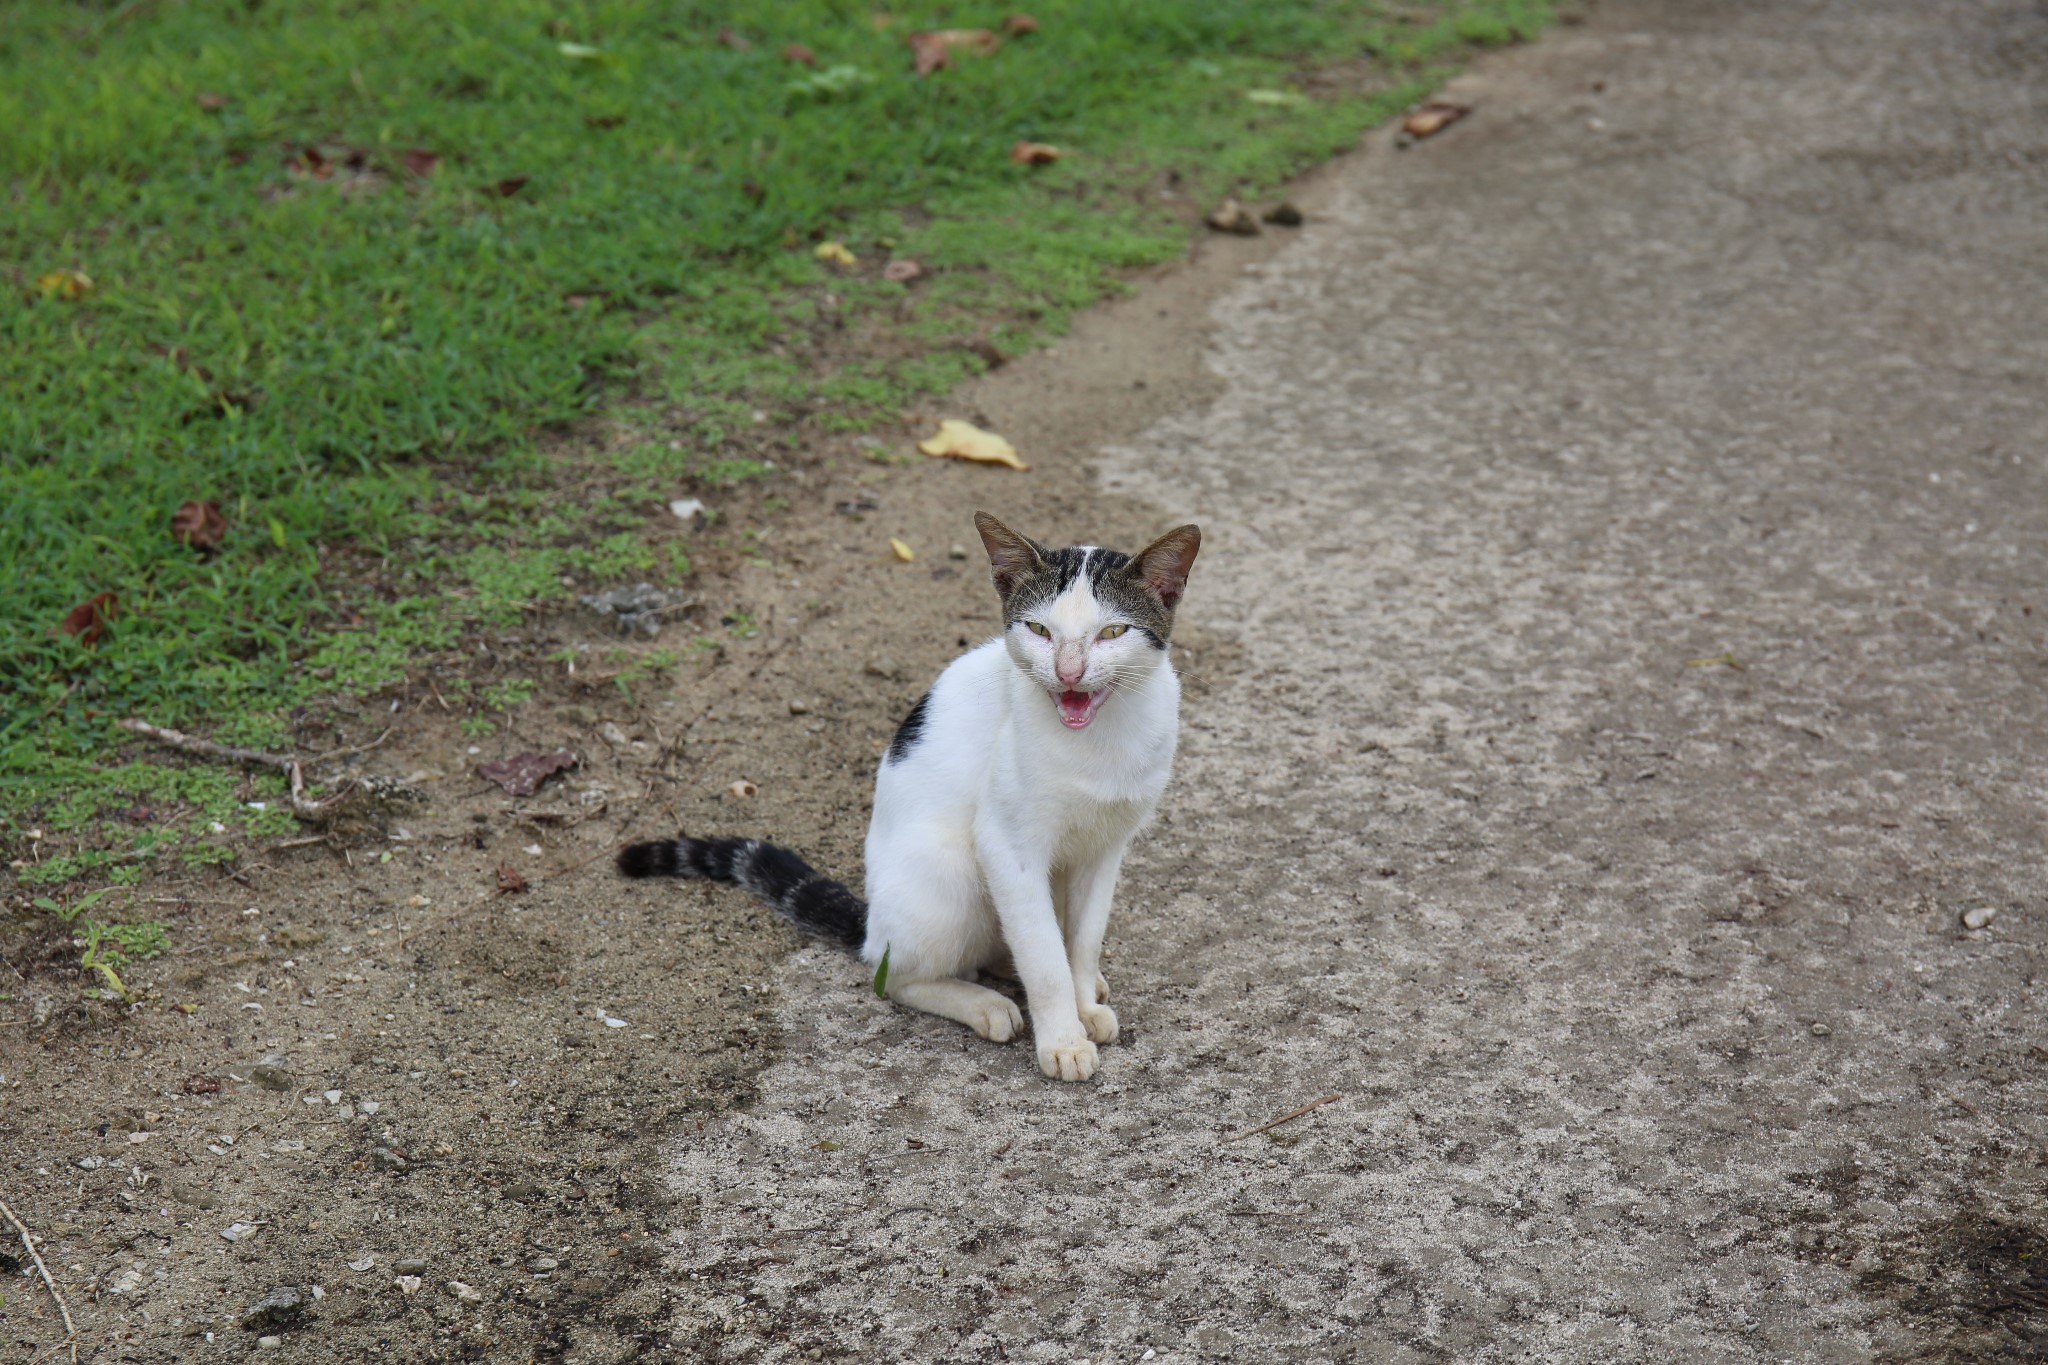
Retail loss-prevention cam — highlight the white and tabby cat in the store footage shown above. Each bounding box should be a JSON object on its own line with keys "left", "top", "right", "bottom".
{"left": 619, "top": 511, "right": 1200, "bottom": 1081}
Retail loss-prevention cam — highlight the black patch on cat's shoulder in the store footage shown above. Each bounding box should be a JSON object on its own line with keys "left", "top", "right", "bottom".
{"left": 887, "top": 689, "right": 933, "bottom": 763}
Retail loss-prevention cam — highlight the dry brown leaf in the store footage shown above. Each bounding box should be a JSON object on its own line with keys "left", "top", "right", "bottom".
{"left": 57, "top": 592, "right": 118, "bottom": 646}
{"left": 1002, "top": 14, "right": 1040, "bottom": 35}
{"left": 496, "top": 864, "right": 529, "bottom": 895}
{"left": 35, "top": 269, "right": 94, "bottom": 300}
{"left": 918, "top": 419, "right": 1028, "bottom": 471}
{"left": 1205, "top": 198, "right": 1260, "bottom": 236}
{"left": 196, "top": 92, "right": 228, "bottom": 111}
{"left": 1009, "top": 141, "right": 1062, "bottom": 166}
{"left": 908, "top": 28, "right": 998, "bottom": 77}
{"left": 881, "top": 258, "right": 923, "bottom": 283}
{"left": 475, "top": 750, "right": 578, "bottom": 797}
{"left": 482, "top": 174, "right": 530, "bottom": 198}
{"left": 402, "top": 148, "right": 440, "bottom": 177}
{"left": 170, "top": 500, "right": 228, "bottom": 551}
{"left": 716, "top": 27, "right": 751, "bottom": 49}
{"left": 780, "top": 43, "right": 817, "bottom": 66}
{"left": 1402, "top": 100, "right": 1471, "bottom": 139}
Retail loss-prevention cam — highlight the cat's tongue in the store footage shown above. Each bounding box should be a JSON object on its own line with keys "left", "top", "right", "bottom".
{"left": 1057, "top": 690, "right": 1097, "bottom": 729}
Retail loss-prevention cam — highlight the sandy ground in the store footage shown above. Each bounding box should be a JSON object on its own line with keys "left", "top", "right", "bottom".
{"left": 6, "top": 0, "right": 2047, "bottom": 1361}
{"left": 662, "top": 1, "right": 2048, "bottom": 1362}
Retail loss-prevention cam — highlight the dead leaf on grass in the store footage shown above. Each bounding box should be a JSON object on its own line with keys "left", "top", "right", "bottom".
{"left": 35, "top": 269, "right": 94, "bottom": 300}
{"left": 1204, "top": 198, "right": 1261, "bottom": 236}
{"left": 918, "top": 418, "right": 1027, "bottom": 470}
{"left": 402, "top": 148, "right": 440, "bottom": 177}
{"left": 815, "top": 240, "right": 857, "bottom": 268}
{"left": 476, "top": 750, "right": 578, "bottom": 797}
{"left": 196, "top": 92, "right": 228, "bottom": 112}
{"left": 1002, "top": 14, "right": 1040, "bottom": 36}
{"left": 716, "top": 26, "right": 751, "bottom": 49}
{"left": 780, "top": 43, "right": 817, "bottom": 66}
{"left": 1009, "top": 141, "right": 1062, "bottom": 165}
{"left": 881, "top": 258, "right": 923, "bottom": 283}
{"left": 482, "top": 175, "right": 531, "bottom": 198}
{"left": 908, "top": 28, "right": 998, "bottom": 77}
{"left": 57, "top": 592, "right": 118, "bottom": 646}
{"left": 1402, "top": 99, "right": 1471, "bottom": 139}
{"left": 496, "top": 864, "right": 529, "bottom": 895}
{"left": 170, "top": 500, "right": 228, "bottom": 551}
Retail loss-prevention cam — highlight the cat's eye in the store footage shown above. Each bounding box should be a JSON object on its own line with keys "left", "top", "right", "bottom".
{"left": 1098, "top": 623, "right": 1130, "bottom": 640}
{"left": 1025, "top": 621, "right": 1051, "bottom": 638}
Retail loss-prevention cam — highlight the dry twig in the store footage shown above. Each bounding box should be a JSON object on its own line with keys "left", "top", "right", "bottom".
{"left": 0, "top": 1192, "right": 78, "bottom": 1359}
{"left": 1222, "top": 1094, "right": 1343, "bottom": 1143}
{"left": 117, "top": 718, "right": 357, "bottom": 821}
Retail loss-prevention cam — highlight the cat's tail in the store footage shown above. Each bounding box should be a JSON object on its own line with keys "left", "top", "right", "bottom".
{"left": 615, "top": 837, "right": 866, "bottom": 951}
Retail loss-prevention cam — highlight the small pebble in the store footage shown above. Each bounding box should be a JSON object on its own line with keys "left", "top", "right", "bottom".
{"left": 448, "top": 1280, "right": 484, "bottom": 1304}
{"left": 395, "top": 1275, "right": 422, "bottom": 1296}
{"left": 948, "top": 544, "right": 969, "bottom": 560}
{"left": 787, "top": 700, "right": 810, "bottom": 715}
{"left": 1810, "top": 1023, "right": 1831, "bottom": 1037}
{"left": 221, "top": 1222, "right": 261, "bottom": 1242}
{"left": 258, "top": 1336, "right": 281, "bottom": 1349}
{"left": 393, "top": 1257, "right": 428, "bottom": 1276}
{"left": 530, "top": 1257, "right": 560, "bottom": 1273}
{"left": 1961, "top": 906, "right": 1999, "bottom": 930}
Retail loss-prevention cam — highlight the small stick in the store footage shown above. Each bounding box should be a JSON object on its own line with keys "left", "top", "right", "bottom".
{"left": 0, "top": 1192, "right": 78, "bottom": 1355}
{"left": 308, "top": 725, "right": 394, "bottom": 763}
{"left": 1222, "top": 1094, "right": 1342, "bottom": 1144}
{"left": 117, "top": 718, "right": 357, "bottom": 821}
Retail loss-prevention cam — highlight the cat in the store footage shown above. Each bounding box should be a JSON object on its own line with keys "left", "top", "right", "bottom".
{"left": 618, "top": 511, "right": 1200, "bottom": 1081}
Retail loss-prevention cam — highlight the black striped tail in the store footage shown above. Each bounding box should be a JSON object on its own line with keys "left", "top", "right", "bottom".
{"left": 616, "top": 836, "right": 866, "bottom": 951}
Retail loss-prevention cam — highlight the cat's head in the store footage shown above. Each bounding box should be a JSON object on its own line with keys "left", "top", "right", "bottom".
{"left": 973, "top": 511, "right": 1201, "bottom": 730}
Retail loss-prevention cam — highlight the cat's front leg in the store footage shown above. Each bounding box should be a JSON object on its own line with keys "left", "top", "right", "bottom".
{"left": 1062, "top": 845, "right": 1127, "bottom": 1046}
{"left": 978, "top": 836, "right": 1096, "bottom": 1081}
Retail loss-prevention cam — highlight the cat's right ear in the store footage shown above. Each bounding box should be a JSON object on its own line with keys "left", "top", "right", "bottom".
{"left": 974, "top": 512, "right": 1046, "bottom": 599}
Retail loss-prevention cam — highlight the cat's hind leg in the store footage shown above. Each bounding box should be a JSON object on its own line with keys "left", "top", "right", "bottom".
{"left": 889, "top": 978, "right": 1023, "bottom": 1043}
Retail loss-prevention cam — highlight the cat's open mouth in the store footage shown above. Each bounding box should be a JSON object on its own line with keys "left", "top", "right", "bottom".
{"left": 1056, "top": 688, "right": 1109, "bottom": 729}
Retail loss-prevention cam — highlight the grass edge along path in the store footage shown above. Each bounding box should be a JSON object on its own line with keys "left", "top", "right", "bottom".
{"left": 1, "top": 1, "right": 1552, "bottom": 925}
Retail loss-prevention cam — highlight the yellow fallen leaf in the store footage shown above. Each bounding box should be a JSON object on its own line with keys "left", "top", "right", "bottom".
{"left": 889, "top": 537, "right": 915, "bottom": 562}
{"left": 35, "top": 269, "right": 94, "bottom": 300}
{"left": 815, "top": 241, "right": 856, "bottom": 268}
{"left": 917, "top": 418, "right": 1028, "bottom": 471}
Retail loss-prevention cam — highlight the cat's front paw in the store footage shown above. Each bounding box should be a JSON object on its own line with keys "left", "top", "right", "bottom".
{"left": 1078, "top": 1001, "right": 1119, "bottom": 1044}
{"left": 1037, "top": 1036, "right": 1099, "bottom": 1082}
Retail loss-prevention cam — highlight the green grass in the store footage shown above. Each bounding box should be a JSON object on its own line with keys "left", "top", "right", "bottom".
{"left": 2, "top": 0, "right": 1550, "bottom": 895}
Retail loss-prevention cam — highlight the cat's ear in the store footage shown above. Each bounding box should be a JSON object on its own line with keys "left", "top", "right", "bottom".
{"left": 1127, "top": 525, "right": 1201, "bottom": 611}
{"left": 974, "top": 511, "right": 1047, "bottom": 598}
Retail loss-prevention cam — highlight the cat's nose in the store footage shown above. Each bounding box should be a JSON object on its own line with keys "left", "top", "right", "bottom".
{"left": 1055, "top": 650, "right": 1088, "bottom": 687}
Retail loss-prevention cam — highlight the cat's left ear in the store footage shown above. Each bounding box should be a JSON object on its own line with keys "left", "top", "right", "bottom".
{"left": 974, "top": 511, "right": 1049, "bottom": 599}
{"left": 1127, "top": 525, "right": 1201, "bottom": 611}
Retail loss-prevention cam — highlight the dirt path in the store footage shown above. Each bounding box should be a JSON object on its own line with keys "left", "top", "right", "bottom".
{"left": 661, "top": 1, "right": 2048, "bottom": 1361}
{"left": 7, "top": 1, "right": 2047, "bottom": 1361}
